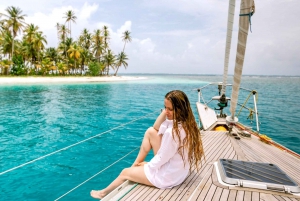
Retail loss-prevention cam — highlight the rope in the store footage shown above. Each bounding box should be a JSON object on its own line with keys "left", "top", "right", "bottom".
{"left": 0, "top": 110, "right": 159, "bottom": 176}
{"left": 54, "top": 147, "right": 139, "bottom": 201}
{"left": 247, "top": 109, "right": 254, "bottom": 122}
{"left": 239, "top": 12, "right": 254, "bottom": 32}
{"left": 236, "top": 91, "right": 257, "bottom": 117}
{"left": 239, "top": 1, "right": 255, "bottom": 32}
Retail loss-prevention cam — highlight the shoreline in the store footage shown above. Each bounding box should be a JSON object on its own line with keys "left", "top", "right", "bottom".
{"left": 0, "top": 76, "right": 148, "bottom": 84}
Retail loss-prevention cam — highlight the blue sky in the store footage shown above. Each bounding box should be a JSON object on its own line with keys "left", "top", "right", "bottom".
{"left": 1, "top": 0, "right": 299, "bottom": 75}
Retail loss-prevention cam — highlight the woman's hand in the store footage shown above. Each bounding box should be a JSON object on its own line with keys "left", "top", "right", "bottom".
{"left": 153, "top": 109, "right": 166, "bottom": 131}
{"left": 132, "top": 161, "right": 147, "bottom": 167}
{"left": 137, "top": 161, "right": 148, "bottom": 166}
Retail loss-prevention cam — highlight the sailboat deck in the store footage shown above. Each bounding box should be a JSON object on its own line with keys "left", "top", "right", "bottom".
{"left": 119, "top": 131, "right": 300, "bottom": 201}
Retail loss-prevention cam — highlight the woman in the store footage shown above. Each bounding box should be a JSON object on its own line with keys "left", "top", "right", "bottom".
{"left": 90, "top": 90, "right": 204, "bottom": 199}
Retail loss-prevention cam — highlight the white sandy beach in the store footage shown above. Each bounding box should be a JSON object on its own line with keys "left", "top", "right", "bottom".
{"left": 0, "top": 76, "right": 147, "bottom": 84}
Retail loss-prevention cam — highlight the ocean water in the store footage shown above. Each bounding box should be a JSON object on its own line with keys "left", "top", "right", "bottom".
{"left": 0, "top": 74, "right": 299, "bottom": 200}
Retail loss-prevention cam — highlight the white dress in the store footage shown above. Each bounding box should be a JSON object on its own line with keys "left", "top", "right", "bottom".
{"left": 144, "top": 119, "right": 190, "bottom": 189}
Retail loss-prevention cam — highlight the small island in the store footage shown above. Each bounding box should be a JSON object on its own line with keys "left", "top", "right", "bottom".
{"left": 0, "top": 6, "right": 131, "bottom": 77}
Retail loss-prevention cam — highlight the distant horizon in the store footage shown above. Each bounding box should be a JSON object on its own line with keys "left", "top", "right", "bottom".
{"left": 0, "top": 73, "right": 299, "bottom": 77}
{"left": 118, "top": 73, "right": 300, "bottom": 77}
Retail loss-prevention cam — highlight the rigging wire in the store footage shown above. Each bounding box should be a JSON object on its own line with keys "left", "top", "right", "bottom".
{"left": 199, "top": 90, "right": 207, "bottom": 105}
{"left": 0, "top": 110, "right": 159, "bottom": 176}
{"left": 54, "top": 147, "right": 139, "bottom": 201}
{"left": 236, "top": 90, "right": 258, "bottom": 117}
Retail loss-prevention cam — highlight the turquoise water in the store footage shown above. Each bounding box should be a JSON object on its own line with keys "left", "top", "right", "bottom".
{"left": 0, "top": 75, "right": 299, "bottom": 200}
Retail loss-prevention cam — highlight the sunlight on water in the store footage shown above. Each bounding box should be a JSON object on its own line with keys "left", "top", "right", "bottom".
{"left": 40, "top": 86, "right": 66, "bottom": 124}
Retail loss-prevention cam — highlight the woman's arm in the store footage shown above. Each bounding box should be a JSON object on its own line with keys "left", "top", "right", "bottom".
{"left": 153, "top": 110, "right": 166, "bottom": 131}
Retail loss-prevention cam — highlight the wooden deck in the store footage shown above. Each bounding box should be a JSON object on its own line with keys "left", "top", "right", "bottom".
{"left": 118, "top": 130, "right": 300, "bottom": 201}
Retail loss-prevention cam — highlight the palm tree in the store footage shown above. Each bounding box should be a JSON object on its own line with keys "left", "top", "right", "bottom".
{"left": 40, "top": 57, "right": 52, "bottom": 75}
{"left": 78, "top": 29, "right": 94, "bottom": 74}
{"left": 67, "top": 43, "right": 81, "bottom": 73}
{"left": 64, "top": 10, "right": 76, "bottom": 38}
{"left": 23, "top": 24, "right": 39, "bottom": 43}
{"left": 122, "top": 30, "right": 132, "bottom": 52}
{"left": 0, "top": 22, "right": 6, "bottom": 58}
{"left": 55, "top": 23, "right": 61, "bottom": 45}
{"left": 0, "top": 20, "right": 4, "bottom": 29}
{"left": 0, "top": 31, "right": 3, "bottom": 58}
{"left": 34, "top": 32, "right": 47, "bottom": 64}
{"left": 0, "top": 6, "right": 27, "bottom": 60}
{"left": 58, "top": 24, "right": 69, "bottom": 59}
{"left": 64, "top": 38, "right": 73, "bottom": 53}
{"left": 21, "top": 38, "right": 35, "bottom": 64}
{"left": 57, "top": 61, "right": 68, "bottom": 75}
{"left": 58, "top": 24, "right": 69, "bottom": 42}
{"left": 12, "top": 39, "right": 22, "bottom": 58}
{"left": 23, "top": 24, "right": 40, "bottom": 63}
{"left": 0, "top": 29, "right": 13, "bottom": 59}
{"left": 45, "top": 47, "right": 58, "bottom": 63}
{"left": 103, "top": 49, "right": 115, "bottom": 75}
{"left": 79, "top": 48, "right": 91, "bottom": 74}
{"left": 103, "top": 25, "right": 110, "bottom": 52}
{"left": 92, "top": 29, "right": 104, "bottom": 62}
{"left": 45, "top": 47, "right": 58, "bottom": 73}
{"left": 114, "top": 51, "right": 128, "bottom": 76}
{"left": 0, "top": 59, "right": 12, "bottom": 75}
{"left": 58, "top": 37, "right": 73, "bottom": 71}
{"left": 79, "top": 28, "right": 91, "bottom": 51}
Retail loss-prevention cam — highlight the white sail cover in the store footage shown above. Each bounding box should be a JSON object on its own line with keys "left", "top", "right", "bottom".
{"left": 221, "top": 0, "right": 236, "bottom": 96}
{"left": 230, "top": 0, "right": 255, "bottom": 119}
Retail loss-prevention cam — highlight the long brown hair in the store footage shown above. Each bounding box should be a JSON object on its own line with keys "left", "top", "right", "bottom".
{"left": 165, "top": 90, "right": 204, "bottom": 171}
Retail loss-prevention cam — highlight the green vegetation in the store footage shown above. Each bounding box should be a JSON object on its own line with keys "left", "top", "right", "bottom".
{"left": 0, "top": 6, "right": 131, "bottom": 76}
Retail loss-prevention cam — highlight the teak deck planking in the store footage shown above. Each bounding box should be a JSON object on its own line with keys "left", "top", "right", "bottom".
{"left": 118, "top": 130, "right": 300, "bottom": 201}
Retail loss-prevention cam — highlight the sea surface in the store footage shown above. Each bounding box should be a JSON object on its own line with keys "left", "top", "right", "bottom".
{"left": 0, "top": 74, "right": 299, "bottom": 200}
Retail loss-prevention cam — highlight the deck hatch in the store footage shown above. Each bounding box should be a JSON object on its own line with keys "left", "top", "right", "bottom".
{"left": 217, "top": 159, "right": 300, "bottom": 193}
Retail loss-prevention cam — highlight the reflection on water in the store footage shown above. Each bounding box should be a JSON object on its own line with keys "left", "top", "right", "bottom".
{"left": 39, "top": 86, "right": 66, "bottom": 141}
{"left": 40, "top": 86, "right": 66, "bottom": 124}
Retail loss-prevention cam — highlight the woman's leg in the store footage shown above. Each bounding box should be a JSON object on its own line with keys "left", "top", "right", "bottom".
{"left": 91, "top": 112, "right": 166, "bottom": 199}
{"left": 132, "top": 127, "right": 162, "bottom": 166}
{"left": 90, "top": 166, "right": 153, "bottom": 199}
{"left": 132, "top": 110, "right": 165, "bottom": 166}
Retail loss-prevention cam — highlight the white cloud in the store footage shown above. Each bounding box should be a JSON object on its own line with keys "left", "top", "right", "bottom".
{"left": 117, "top": 21, "right": 132, "bottom": 36}
{"left": 17, "top": 3, "right": 108, "bottom": 47}
{"left": 144, "top": 0, "right": 227, "bottom": 17}
{"left": 139, "top": 38, "right": 155, "bottom": 52}
{"left": 78, "top": 2, "right": 98, "bottom": 20}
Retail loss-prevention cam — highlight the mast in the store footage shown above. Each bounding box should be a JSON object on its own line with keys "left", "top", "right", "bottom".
{"left": 221, "top": 0, "right": 236, "bottom": 96}
{"left": 229, "top": 0, "right": 255, "bottom": 120}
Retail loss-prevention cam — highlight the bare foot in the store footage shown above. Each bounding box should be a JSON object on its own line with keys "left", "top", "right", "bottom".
{"left": 90, "top": 190, "right": 106, "bottom": 199}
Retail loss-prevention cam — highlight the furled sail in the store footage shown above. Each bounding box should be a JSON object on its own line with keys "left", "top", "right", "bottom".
{"left": 230, "top": 0, "right": 255, "bottom": 119}
{"left": 221, "top": 0, "right": 236, "bottom": 96}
